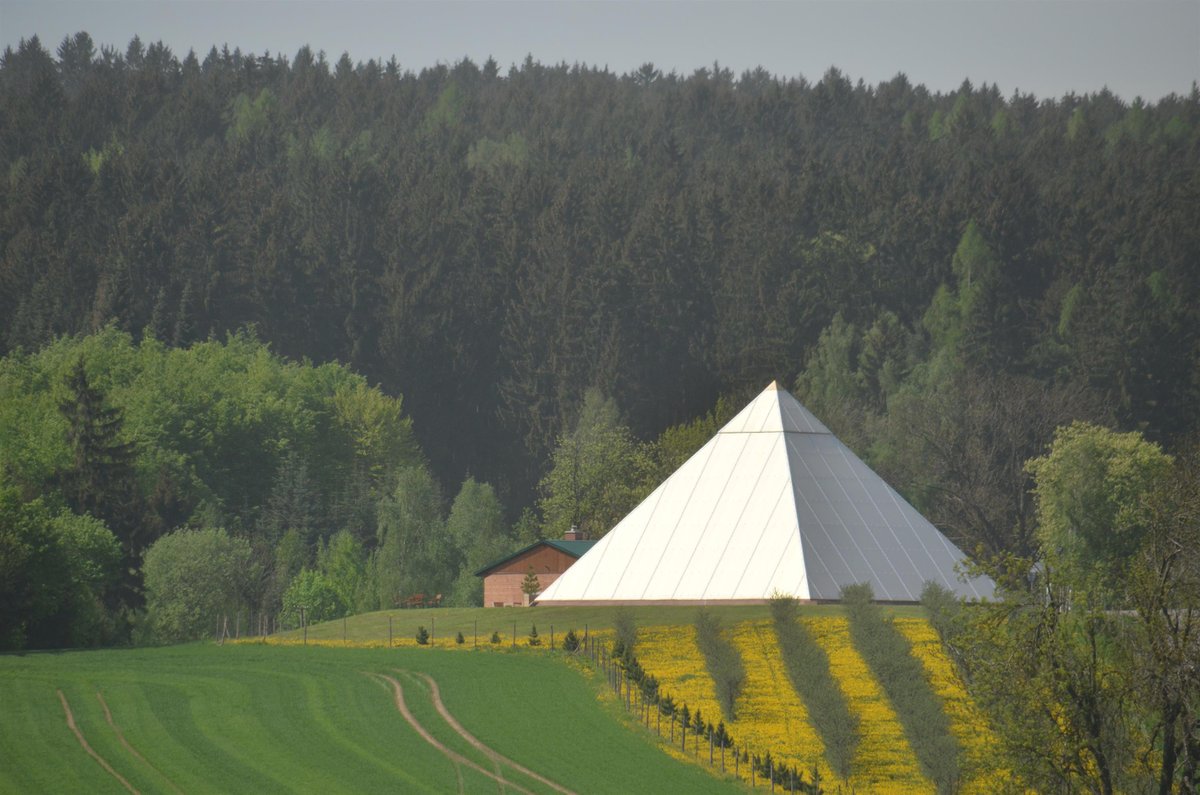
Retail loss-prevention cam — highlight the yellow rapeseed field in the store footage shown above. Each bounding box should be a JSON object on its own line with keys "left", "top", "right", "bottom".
{"left": 256, "top": 613, "right": 1000, "bottom": 794}
{"left": 729, "top": 621, "right": 834, "bottom": 784}
{"left": 895, "top": 618, "right": 1006, "bottom": 793}
{"left": 802, "top": 616, "right": 932, "bottom": 793}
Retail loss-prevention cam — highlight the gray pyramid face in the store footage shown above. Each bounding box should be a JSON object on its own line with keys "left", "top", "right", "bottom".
{"left": 536, "top": 383, "right": 995, "bottom": 604}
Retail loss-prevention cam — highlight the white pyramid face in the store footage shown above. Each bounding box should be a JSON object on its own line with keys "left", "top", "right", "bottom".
{"left": 536, "top": 383, "right": 995, "bottom": 604}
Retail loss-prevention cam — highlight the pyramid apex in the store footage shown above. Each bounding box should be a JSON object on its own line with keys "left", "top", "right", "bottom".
{"left": 766, "top": 380, "right": 779, "bottom": 391}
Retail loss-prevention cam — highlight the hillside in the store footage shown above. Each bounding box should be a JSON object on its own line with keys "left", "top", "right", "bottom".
{"left": 3, "top": 35, "right": 1197, "bottom": 510}
{"left": 264, "top": 603, "right": 995, "bottom": 792}
{"left": 0, "top": 642, "right": 740, "bottom": 794}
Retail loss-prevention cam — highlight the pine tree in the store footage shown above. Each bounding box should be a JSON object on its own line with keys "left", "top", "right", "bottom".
{"left": 57, "top": 356, "right": 147, "bottom": 604}
{"left": 520, "top": 566, "right": 541, "bottom": 602}
{"left": 528, "top": 623, "right": 541, "bottom": 646}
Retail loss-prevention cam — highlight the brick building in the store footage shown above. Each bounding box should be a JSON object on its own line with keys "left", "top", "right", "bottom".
{"left": 476, "top": 533, "right": 596, "bottom": 607}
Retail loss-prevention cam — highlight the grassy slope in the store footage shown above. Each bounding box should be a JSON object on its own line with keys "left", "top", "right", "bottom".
{"left": 0, "top": 643, "right": 741, "bottom": 794}
{"left": 285, "top": 603, "right": 926, "bottom": 646}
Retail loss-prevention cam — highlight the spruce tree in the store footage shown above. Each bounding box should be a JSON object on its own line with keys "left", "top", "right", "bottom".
{"left": 58, "top": 356, "right": 146, "bottom": 603}
{"left": 520, "top": 566, "right": 541, "bottom": 602}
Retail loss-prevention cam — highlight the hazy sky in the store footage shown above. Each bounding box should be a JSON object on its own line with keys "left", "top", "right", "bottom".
{"left": 3, "top": 1, "right": 1197, "bottom": 101}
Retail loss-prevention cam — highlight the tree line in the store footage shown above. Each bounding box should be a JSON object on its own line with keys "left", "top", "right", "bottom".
{"left": 0, "top": 329, "right": 519, "bottom": 647}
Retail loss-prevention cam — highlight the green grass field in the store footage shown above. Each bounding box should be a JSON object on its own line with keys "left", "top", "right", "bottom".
{"left": 0, "top": 642, "right": 745, "bottom": 794}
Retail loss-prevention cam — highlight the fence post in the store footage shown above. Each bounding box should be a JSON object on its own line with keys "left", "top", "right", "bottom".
{"left": 550, "top": 625, "right": 554, "bottom": 649}
{"left": 474, "top": 619, "right": 478, "bottom": 649}
{"left": 300, "top": 606, "right": 306, "bottom": 646}
{"left": 343, "top": 616, "right": 347, "bottom": 644}
{"left": 388, "top": 616, "right": 393, "bottom": 647}
{"left": 512, "top": 621, "right": 516, "bottom": 649}
{"left": 431, "top": 616, "right": 435, "bottom": 644}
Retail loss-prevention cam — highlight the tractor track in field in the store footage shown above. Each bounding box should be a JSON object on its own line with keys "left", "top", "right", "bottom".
{"left": 372, "top": 673, "right": 537, "bottom": 795}
{"left": 97, "top": 691, "right": 185, "bottom": 795}
{"left": 57, "top": 690, "right": 139, "bottom": 795}
{"left": 405, "top": 670, "right": 577, "bottom": 795}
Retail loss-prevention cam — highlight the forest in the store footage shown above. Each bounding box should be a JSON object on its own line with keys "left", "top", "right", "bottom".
{"left": 1, "top": 30, "right": 1198, "bottom": 791}
{"left": 0, "top": 34, "right": 1196, "bottom": 618}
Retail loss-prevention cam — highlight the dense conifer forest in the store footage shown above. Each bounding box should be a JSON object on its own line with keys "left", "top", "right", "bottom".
{"left": 1, "top": 34, "right": 1198, "bottom": 651}
{"left": 4, "top": 33, "right": 1197, "bottom": 499}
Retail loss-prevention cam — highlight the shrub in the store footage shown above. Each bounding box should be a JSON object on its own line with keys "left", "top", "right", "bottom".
{"left": 143, "top": 527, "right": 255, "bottom": 643}
{"left": 490, "top": 630, "right": 501, "bottom": 644}
{"left": 562, "top": 628, "right": 580, "bottom": 652}
{"left": 694, "top": 609, "right": 746, "bottom": 720}
{"left": 528, "top": 624, "right": 541, "bottom": 646}
{"left": 415, "top": 625, "right": 429, "bottom": 645}
{"left": 770, "top": 593, "right": 859, "bottom": 778}
{"left": 842, "top": 583, "right": 961, "bottom": 793}
{"left": 455, "top": 631, "right": 465, "bottom": 645}
{"left": 281, "top": 569, "right": 347, "bottom": 628}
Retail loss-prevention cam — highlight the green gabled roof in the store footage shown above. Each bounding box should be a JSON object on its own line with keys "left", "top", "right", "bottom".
{"left": 474, "top": 539, "right": 597, "bottom": 577}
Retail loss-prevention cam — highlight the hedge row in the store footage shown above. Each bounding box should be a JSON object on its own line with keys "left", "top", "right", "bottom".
{"left": 694, "top": 609, "right": 747, "bottom": 721}
{"left": 842, "top": 583, "right": 961, "bottom": 793}
{"left": 769, "top": 595, "right": 860, "bottom": 779}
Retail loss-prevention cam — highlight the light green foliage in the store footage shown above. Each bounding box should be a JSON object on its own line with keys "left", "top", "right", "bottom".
{"left": 539, "top": 389, "right": 650, "bottom": 539}
{"left": 520, "top": 567, "right": 541, "bottom": 599}
{"left": 317, "top": 530, "right": 368, "bottom": 612}
{"left": 423, "top": 82, "right": 465, "bottom": 133}
{"left": 1057, "top": 283, "right": 1084, "bottom": 338}
{"left": 466, "top": 133, "right": 528, "bottom": 174}
{"left": 282, "top": 568, "right": 346, "bottom": 627}
{"left": 1104, "top": 101, "right": 1150, "bottom": 148}
{"left": 331, "top": 380, "right": 418, "bottom": 491}
{"left": 82, "top": 136, "right": 123, "bottom": 175}
{"left": 0, "top": 327, "right": 418, "bottom": 538}
{"left": 1027, "top": 421, "right": 1172, "bottom": 595}
{"left": 923, "top": 220, "right": 1001, "bottom": 369}
{"left": 227, "top": 88, "right": 275, "bottom": 143}
{"left": 990, "top": 109, "right": 1009, "bottom": 138}
{"left": 142, "top": 527, "right": 255, "bottom": 643}
{"left": 375, "top": 465, "right": 446, "bottom": 609}
{"left": 445, "top": 478, "right": 511, "bottom": 606}
{"left": 928, "top": 109, "right": 946, "bottom": 141}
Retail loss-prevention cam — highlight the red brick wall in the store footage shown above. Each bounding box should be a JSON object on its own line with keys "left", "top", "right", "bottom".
{"left": 482, "top": 545, "right": 578, "bottom": 607}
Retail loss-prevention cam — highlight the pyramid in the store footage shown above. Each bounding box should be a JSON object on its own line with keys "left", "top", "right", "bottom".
{"left": 535, "top": 382, "right": 995, "bottom": 604}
